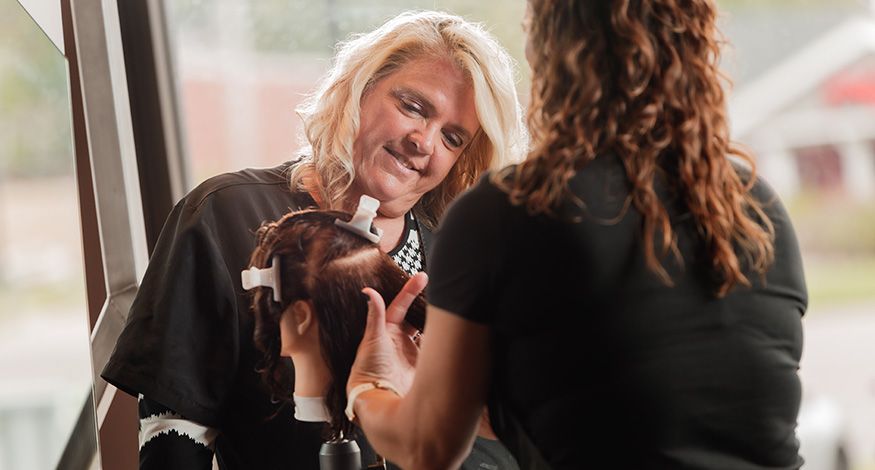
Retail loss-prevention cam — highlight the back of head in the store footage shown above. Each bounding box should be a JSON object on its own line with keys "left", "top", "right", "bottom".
{"left": 508, "top": 0, "right": 774, "bottom": 296}
{"left": 292, "top": 10, "right": 527, "bottom": 229}
{"left": 248, "top": 209, "right": 425, "bottom": 437}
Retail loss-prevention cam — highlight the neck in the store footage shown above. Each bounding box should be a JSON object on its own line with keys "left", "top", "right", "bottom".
{"left": 343, "top": 188, "right": 408, "bottom": 253}
{"left": 374, "top": 214, "right": 406, "bottom": 253}
{"left": 290, "top": 351, "right": 331, "bottom": 398}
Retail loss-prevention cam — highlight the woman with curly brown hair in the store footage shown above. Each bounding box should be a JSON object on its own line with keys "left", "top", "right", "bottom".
{"left": 347, "top": 1, "right": 807, "bottom": 469}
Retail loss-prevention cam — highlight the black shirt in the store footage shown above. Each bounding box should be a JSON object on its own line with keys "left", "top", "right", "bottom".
{"left": 428, "top": 157, "right": 807, "bottom": 470}
{"left": 103, "top": 162, "right": 517, "bottom": 469}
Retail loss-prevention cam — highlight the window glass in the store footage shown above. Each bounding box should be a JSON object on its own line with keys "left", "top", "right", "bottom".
{"left": 0, "top": 2, "right": 92, "bottom": 469}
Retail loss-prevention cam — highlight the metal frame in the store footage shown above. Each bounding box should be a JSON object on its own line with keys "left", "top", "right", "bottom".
{"left": 69, "top": 0, "right": 147, "bottom": 415}
{"left": 56, "top": 0, "right": 187, "bottom": 468}
{"left": 60, "top": 0, "right": 146, "bottom": 467}
{"left": 117, "top": 0, "right": 188, "bottom": 250}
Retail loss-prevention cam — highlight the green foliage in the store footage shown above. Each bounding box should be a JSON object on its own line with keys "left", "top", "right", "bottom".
{"left": 0, "top": 1, "right": 73, "bottom": 178}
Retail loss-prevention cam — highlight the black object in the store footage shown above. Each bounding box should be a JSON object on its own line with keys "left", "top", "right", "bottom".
{"left": 319, "top": 438, "right": 361, "bottom": 470}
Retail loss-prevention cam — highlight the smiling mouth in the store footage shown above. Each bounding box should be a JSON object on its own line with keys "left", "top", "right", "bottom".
{"left": 384, "top": 146, "right": 421, "bottom": 174}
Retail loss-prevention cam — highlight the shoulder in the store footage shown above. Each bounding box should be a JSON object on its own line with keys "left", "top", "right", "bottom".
{"left": 434, "top": 170, "right": 519, "bottom": 256}
{"left": 155, "top": 162, "right": 315, "bottom": 254}
{"left": 731, "top": 160, "right": 806, "bottom": 295}
{"left": 445, "top": 169, "right": 514, "bottom": 220}
{"left": 434, "top": 171, "right": 519, "bottom": 246}
{"left": 177, "top": 162, "right": 314, "bottom": 224}
{"left": 729, "top": 159, "right": 790, "bottom": 224}
{"left": 434, "top": 170, "right": 514, "bottom": 242}
{"left": 730, "top": 159, "right": 776, "bottom": 200}
{"left": 182, "top": 162, "right": 298, "bottom": 211}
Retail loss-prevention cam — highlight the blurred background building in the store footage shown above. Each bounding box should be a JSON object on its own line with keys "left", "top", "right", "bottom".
{"left": 1, "top": 0, "right": 874, "bottom": 469}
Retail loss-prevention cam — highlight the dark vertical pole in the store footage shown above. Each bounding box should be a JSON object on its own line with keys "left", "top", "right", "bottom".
{"left": 117, "top": 0, "right": 187, "bottom": 253}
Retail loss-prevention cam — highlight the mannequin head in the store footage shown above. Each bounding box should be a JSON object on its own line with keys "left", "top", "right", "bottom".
{"left": 247, "top": 209, "right": 425, "bottom": 437}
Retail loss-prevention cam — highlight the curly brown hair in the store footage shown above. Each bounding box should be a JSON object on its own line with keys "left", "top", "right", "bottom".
{"left": 503, "top": 0, "right": 774, "bottom": 297}
{"left": 248, "top": 210, "right": 425, "bottom": 438}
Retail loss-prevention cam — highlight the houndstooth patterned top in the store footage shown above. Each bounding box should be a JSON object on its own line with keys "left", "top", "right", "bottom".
{"left": 389, "top": 211, "right": 425, "bottom": 277}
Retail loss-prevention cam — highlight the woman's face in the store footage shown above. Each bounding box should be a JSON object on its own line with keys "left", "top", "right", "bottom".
{"left": 351, "top": 56, "right": 480, "bottom": 218}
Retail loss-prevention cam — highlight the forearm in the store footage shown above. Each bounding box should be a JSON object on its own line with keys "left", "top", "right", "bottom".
{"left": 354, "top": 388, "right": 477, "bottom": 470}
{"left": 349, "top": 297, "right": 491, "bottom": 468}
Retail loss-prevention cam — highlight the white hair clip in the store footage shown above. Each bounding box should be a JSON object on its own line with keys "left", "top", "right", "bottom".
{"left": 241, "top": 255, "right": 282, "bottom": 302}
{"left": 335, "top": 195, "right": 383, "bottom": 243}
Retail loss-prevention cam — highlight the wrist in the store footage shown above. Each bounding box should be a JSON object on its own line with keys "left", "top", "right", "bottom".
{"left": 345, "top": 380, "right": 400, "bottom": 422}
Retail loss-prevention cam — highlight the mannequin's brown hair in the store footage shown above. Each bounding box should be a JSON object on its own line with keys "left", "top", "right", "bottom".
{"left": 248, "top": 210, "right": 425, "bottom": 438}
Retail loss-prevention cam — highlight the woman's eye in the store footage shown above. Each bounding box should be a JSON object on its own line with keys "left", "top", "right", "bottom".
{"left": 444, "top": 132, "right": 463, "bottom": 148}
{"left": 401, "top": 99, "right": 423, "bottom": 115}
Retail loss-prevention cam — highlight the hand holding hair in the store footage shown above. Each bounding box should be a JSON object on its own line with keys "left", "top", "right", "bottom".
{"left": 348, "top": 272, "right": 428, "bottom": 400}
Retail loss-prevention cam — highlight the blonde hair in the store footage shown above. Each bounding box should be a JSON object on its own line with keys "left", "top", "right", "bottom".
{"left": 291, "top": 10, "right": 527, "bottom": 229}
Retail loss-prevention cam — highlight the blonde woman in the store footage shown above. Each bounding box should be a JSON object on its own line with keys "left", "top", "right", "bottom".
{"left": 102, "top": 11, "right": 525, "bottom": 470}
{"left": 349, "top": 1, "right": 807, "bottom": 469}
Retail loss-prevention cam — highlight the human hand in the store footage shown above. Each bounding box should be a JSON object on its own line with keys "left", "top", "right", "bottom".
{"left": 347, "top": 272, "right": 428, "bottom": 396}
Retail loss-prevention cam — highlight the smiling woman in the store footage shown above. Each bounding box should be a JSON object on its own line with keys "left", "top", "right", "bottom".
{"left": 291, "top": 11, "right": 528, "bottom": 237}
{"left": 350, "top": 56, "right": 480, "bottom": 219}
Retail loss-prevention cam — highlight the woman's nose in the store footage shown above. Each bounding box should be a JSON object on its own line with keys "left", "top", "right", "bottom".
{"left": 404, "top": 125, "right": 437, "bottom": 156}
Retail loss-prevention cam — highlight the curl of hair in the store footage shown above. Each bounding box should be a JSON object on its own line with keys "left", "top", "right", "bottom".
{"left": 248, "top": 210, "right": 425, "bottom": 438}
{"left": 291, "top": 10, "right": 528, "bottom": 230}
{"left": 502, "top": 0, "right": 774, "bottom": 297}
